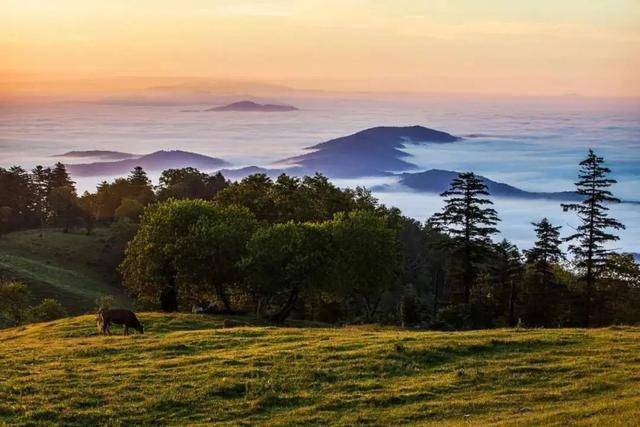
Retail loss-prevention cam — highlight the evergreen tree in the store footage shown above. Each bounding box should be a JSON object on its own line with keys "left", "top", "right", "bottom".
{"left": 525, "top": 218, "right": 563, "bottom": 265}
{"left": 561, "top": 150, "right": 625, "bottom": 326}
{"left": 127, "top": 167, "right": 155, "bottom": 205}
{"left": 487, "top": 239, "right": 523, "bottom": 326}
{"left": 48, "top": 162, "right": 75, "bottom": 194}
{"left": 521, "top": 218, "right": 566, "bottom": 327}
{"left": 428, "top": 172, "right": 500, "bottom": 303}
{"left": 31, "top": 166, "right": 51, "bottom": 235}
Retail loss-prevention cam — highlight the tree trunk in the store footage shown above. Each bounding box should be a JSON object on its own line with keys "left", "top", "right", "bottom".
{"left": 160, "top": 277, "right": 178, "bottom": 312}
{"left": 432, "top": 269, "right": 440, "bottom": 321}
{"left": 269, "top": 288, "right": 300, "bottom": 323}
{"left": 214, "top": 282, "right": 233, "bottom": 313}
{"left": 508, "top": 279, "right": 516, "bottom": 326}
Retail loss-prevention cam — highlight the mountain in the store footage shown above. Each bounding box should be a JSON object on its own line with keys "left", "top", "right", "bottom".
{"left": 66, "top": 150, "right": 229, "bottom": 177}
{"left": 283, "top": 126, "right": 460, "bottom": 178}
{"left": 389, "top": 169, "right": 582, "bottom": 201}
{"left": 205, "top": 101, "right": 298, "bottom": 112}
{"left": 54, "top": 150, "right": 138, "bottom": 160}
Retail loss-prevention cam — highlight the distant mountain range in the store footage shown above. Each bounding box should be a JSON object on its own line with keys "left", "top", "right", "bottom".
{"left": 204, "top": 101, "right": 298, "bottom": 112}
{"left": 59, "top": 125, "right": 634, "bottom": 204}
{"left": 283, "top": 126, "right": 460, "bottom": 178}
{"left": 379, "top": 169, "right": 583, "bottom": 201}
{"left": 66, "top": 150, "right": 229, "bottom": 176}
{"left": 54, "top": 150, "right": 138, "bottom": 160}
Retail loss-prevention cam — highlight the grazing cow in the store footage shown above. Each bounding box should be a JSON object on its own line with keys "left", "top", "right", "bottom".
{"left": 97, "top": 308, "right": 144, "bottom": 336}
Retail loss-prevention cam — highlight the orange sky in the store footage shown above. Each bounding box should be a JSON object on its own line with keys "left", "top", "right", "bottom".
{"left": 2, "top": 0, "right": 640, "bottom": 97}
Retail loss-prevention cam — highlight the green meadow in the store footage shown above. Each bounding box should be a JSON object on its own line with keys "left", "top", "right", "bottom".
{"left": 0, "top": 229, "right": 130, "bottom": 312}
{"left": 1, "top": 313, "right": 639, "bottom": 425}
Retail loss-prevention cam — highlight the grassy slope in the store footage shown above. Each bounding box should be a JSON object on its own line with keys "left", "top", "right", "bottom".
{"left": 1, "top": 314, "right": 639, "bottom": 426}
{"left": 0, "top": 229, "right": 130, "bottom": 312}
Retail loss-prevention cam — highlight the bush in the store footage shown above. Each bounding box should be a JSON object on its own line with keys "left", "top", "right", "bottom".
{"left": 27, "top": 299, "right": 66, "bottom": 322}
{"left": 0, "top": 280, "right": 30, "bottom": 327}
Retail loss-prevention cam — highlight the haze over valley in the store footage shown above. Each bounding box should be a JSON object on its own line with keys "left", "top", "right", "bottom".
{"left": 1, "top": 92, "right": 638, "bottom": 252}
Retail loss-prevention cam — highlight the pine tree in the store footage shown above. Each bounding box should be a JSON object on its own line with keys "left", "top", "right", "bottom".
{"left": 525, "top": 218, "right": 563, "bottom": 265}
{"left": 48, "top": 162, "right": 75, "bottom": 194}
{"left": 128, "top": 166, "right": 151, "bottom": 187}
{"left": 428, "top": 172, "right": 500, "bottom": 303}
{"left": 31, "top": 166, "right": 51, "bottom": 236}
{"left": 490, "top": 239, "right": 523, "bottom": 326}
{"left": 561, "top": 150, "right": 625, "bottom": 326}
{"left": 521, "top": 218, "right": 565, "bottom": 326}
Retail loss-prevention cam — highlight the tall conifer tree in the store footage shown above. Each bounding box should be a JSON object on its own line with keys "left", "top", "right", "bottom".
{"left": 561, "top": 150, "right": 625, "bottom": 326}
{"left": 428, "top": 172, "right": 500, "bottom": 303}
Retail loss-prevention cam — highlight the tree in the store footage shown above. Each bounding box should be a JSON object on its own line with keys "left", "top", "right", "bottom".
{"left": 562, "top": 150, "right": 625, "bottom": 326}
{"left": 241, "top": 222, "right": 333, "bottom": 322}
{"left": 127, "top": 166, "right": 155, "bottom": 205}
{"left": 114, "top": 198, "right": 145, "bottom": 220}
{"left": 31, "top": 165, "right": 51, "bottom": 236}
{"left": 0, "top": 166, "right": 37, "bottom": 232}
{"left": 525, "top": 218, "right": 564, "bottom": 265}
{"left": 157, "top": 168, "right": 228, "bottom": 201}
{"left": 593, "top": 253, "right": 640, "bottom": 325}
{"left": 120, "top": 199, "right": 256, "bottom": 312}
{"left": 486, "top": 239, "right": 523, "bottom": 326}
{"left": 428, "top": 172, "right": 500, "bottom": 303}
{"left": 48, "top": 162, "right": 75, "bottom": 192}
{"left": 0, "top": 280, "right": 31, "bottom": 326}
{"left": 520, "top": 218, "right": 567, "bottom": 327}
{"left": 215, "top": 173, "right": 276, "bottom": 222}
{"left": 330, "top": 210, "right": 399, "bottom": 322}
{"left": 48, "top": 185, "right": 81, "bottom": 232}
{"left": 27, "top": 298, "right": 66, "bottom": 322}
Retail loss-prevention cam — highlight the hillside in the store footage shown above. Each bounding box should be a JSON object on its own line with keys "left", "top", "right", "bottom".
{"left": 283, "top": 126, "right": 460, "bottom": 178}
{"left": 394, "top": 169, "right": 582, "bottom": 201}
{"left": 1, "top": 313, "right": 639, "bottom": 425}
{"left": 205, "top": 100, "right": 298, "bottom": 112}
{"left": 0, "top": 229, "right": 131, "bottom": 312}
{"left": 66, "top": 150, "right": 229, "bottom": 177}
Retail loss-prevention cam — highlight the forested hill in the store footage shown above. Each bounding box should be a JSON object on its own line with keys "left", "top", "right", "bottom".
{"left": 283, "top": 126, "right": 460, "bottom": 177}
{"left": 394, "top": 169, "right": 583, "bottom": 201}
{"left": 66, "top": 150, "right": 229, "bottom": 177}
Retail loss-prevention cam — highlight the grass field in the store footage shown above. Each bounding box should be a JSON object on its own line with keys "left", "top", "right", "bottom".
{"left": 0, "top": 229, "right": 131, "bottom": 312}
{"left": 1, "top": 314, "right": 639, "bottom": 425}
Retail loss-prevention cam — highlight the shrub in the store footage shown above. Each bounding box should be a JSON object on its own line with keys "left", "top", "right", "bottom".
{"left": 27, "top": 299, "right": 67, "bottom": 322}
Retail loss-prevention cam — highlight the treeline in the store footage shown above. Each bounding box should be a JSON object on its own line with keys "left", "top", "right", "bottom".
{"left": 1, "top": 151, "right": 638, "bottom": 328}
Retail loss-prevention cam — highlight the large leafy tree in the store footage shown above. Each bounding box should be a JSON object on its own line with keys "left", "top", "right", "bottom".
{"left": 241, "top": 222, "right": 333, "bottom": 322}
{"left": 428, "top": 172, "right": 500, "bottom": 304}
{"left": 120, "top": 199, "right": 256, "bottom": 312}
{"left": 561, "top": 150, "right": 625, "bottom": 326}
{"left": 157, "top": 168, "right": 228, "bottom": 201}
{"left": 92, "top": 168, "right": 155, "bottom": 221}
{"left": 330, "top": 210, "right": 399, "bottom": 322}
{"left": 593, "top": 253, "right": 640, "bottom": 325}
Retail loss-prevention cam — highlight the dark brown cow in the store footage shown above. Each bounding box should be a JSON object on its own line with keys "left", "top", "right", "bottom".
{"left": 97, "top": 309, "right": 144, "bottom": 336}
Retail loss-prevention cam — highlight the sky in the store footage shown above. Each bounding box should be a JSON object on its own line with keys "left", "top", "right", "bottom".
{"left": 2, "top": 0, "right": 640, "bottom": 97}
